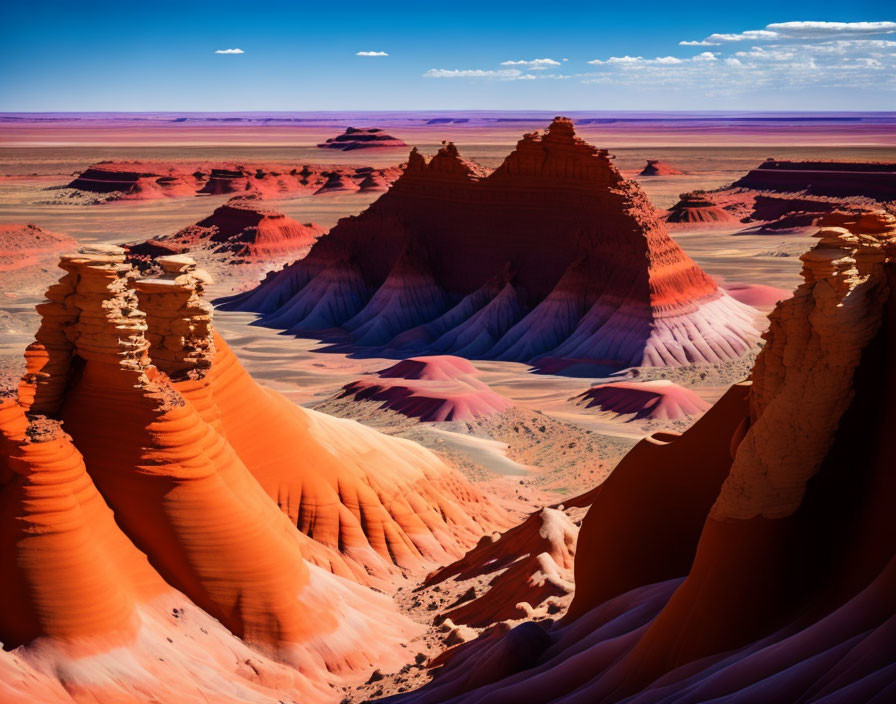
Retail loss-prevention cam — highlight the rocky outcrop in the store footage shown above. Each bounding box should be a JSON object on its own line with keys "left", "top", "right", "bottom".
{"left": 0, "top": 223, "right": 76, "bottom": 294}
{"left": 339, "top": 356, "right": 512, "bottom": 422}
{"left": 5, "top": 249, "right": 447, "bottom": 701}
{"left": 665, "top": 191, "right": 736, "bottom": 224}
{"left": 66, "top": 161, "right": 202, "bottom": 199}
{"left": 19, "top": 249, "right": 508, "bottom": 577}
{"left": 732, "top": 159, "right": 896, "bottom": 200}
{"left": 639, "top": 160, "right": 685, "bottom": 176}
{"left": 389, "top": 210, "right": 896, "bottom": 703}
{"left": 317, "top": 127, "right": 408, "bottom": 151}
{"left": 65, "top": 161, "right": 402, "bottom": 200}
{"left": 704, "top": 160, "right": 896, "bottom": 231}
{"left": 127, "top": 196, "right": 324, "bottom": 265}
{"left": 223, "top": 118, "right": 759, "bottom": 373}
{"left": 422, "top": 508, "right": 577, "bottom": 628}
{"left": 572, "top": 380, "right": 710, "bottom": 420}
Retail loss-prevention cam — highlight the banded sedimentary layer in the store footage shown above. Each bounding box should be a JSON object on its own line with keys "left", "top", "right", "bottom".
{"left": 665, "top": 191, "right": 736, "bottom": 224}
{"left": 317, "top": 127, "right": 408, "bottom": 151}
{"left": 126, "top": 196, "right": 324, "bottom": 265}
{"left": 1, "top": 247, "right": 510, "bottom": 701}
{"left": 65, "top": 161, "right": 402, "bottom": 200}
{"left": 223, "top": 118, "right": 759, "bottom": 373}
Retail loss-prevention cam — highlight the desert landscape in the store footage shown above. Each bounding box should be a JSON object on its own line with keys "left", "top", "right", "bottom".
{"left": 2, "top": 5, "right": 896, "bottom": 703}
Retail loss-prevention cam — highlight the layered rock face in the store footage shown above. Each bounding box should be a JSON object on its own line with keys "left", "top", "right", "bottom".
{"left": 223, "top": 118, "right": 759, "bottom": 372}
{"left": 390, "top": 211, "right": 896, "bottom": 703}
{"left": 3, "top": 251, "right": 431, "bottom": 702}
{"left": 665, "top": 191, "right": 736, "bottom": 224}
{"left": 573, "top": 379, "right": 710, "bottom": 420}
{"left": 66, "top": 161, "right": 402, "bottom": 200}
{"left": 2, "top": 247, "right": 510, "bottom": 700}
{"left": 127, "top": 196, "right": 324, "bottom": 265}
{"left": 639, "top": 160, "right": 685, "bottom": 176}
{"left": 317, "top": 127, "right": 408, "bottom": 151}
{"left": 66, "top": 161, "right": 203, "bottom": 199}
{"left": 339, "top": 356, "right": 512, "bottom": 422}
{"left": 732, "top": 159, "right": 896, "bottom": 200}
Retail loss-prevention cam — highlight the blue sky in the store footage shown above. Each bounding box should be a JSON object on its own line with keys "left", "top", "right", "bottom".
{"left": 1, "top": 1, "right": 894, "bottom": 111}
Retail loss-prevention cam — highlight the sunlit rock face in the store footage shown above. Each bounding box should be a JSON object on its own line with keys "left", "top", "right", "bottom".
{"left": 1, "top": 247, "right": 511, "bottom": 703}
{"left": 222, "top": 118, "right": 760, "bottom": 373}
{"left": 387, "top": 211, "right": 896, "bottom": 704}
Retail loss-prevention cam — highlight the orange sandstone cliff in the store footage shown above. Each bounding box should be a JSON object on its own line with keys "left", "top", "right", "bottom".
{"left": 1, "top": 245, "right": 511, "bottom": 701}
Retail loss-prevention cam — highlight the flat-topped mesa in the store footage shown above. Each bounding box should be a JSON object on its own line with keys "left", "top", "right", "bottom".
{"left": 731, "top": 159, "right": 896, "bottom": 200}
{"left": 133, "top": 255, "right": 216, "bottom": 379}
{"left": 223, "top": 118, "right": 759, "bottom": 371}
{"left": 317, "top": 126, "right": 407, "bottom": 151}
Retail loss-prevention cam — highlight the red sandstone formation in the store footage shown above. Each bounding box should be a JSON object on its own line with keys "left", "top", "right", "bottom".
{"left": 66, "top": 161, "right": 203, "bottom": 199}
{"left": 317, "top": 126, "right": 408, "bottom": 151}
{"left": 704, "top": 160, "right": 896, "bottom": 231}
{"left": 223, "top": 118, "right": 759, "bottom": 372}
{"left": 127, "top": 196, "right": 324, "bottom": 268}
{"left": 339, "top": 356, "right": 512, "bottom": 422}
{"left": 314, "top": 171, "right": 361, "bottom": 194}
{"left": 0, "top": 223, "right": 76, "bottom": 293}
{"left": 665, "top": 191, "right": 736, "bottom": 224}
{"left": 387, "top": 210, "right": 896, "bottom": 703}
{"left": 422, "top": 507, "right": 577, "bottom": 628}
{"left": 358, "top": 170, "right": 391, "bottom": 192}
{"left": 573, "top": 380, "right": 710, "bottom": 420}
{"left": 22, "top": 250, "right": 507, "bottom": 580}
{"left": 3, "top": 250, "right": 459, "bottom": 701}
{"left": 65, "top": 161, "right": 402, "bottom": 200}
{"left": 638, "top": 160, "right": 685, "bottom": 176}
{"left": 732, "top": 158, "right": 896, "bottom": 201}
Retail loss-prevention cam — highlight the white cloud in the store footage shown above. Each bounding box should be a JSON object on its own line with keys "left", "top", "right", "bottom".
{"left": 215, "top": 48, "right": 244, "bottom": 54}
{"left": 500, "top": 58, "right": 562, "bottom": 70}
{"left": 424, "top": 68, "right": 525, "bottom": 80}
{"left": 587, "top": 55, "right": 643, "bottom": 65}
{"left": 579, "top": 22, "right": 896, "bottom": 93}
{"left": 423, "top": 67, "right": 567, "bottom": 81}
{"left": 588, "top": 52, "right": 715, "bottom": 67}
{"left": 767, "top": 21, "right": 896, "bottom": 37}
{"left": 685, "top": 20, "right": 896, "bottom": 46}
{"left": 706, "top": 30, "right": 780, "bottom": 42}
{"left": 356, "top": 51, "right": 388, "bottom": 57}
